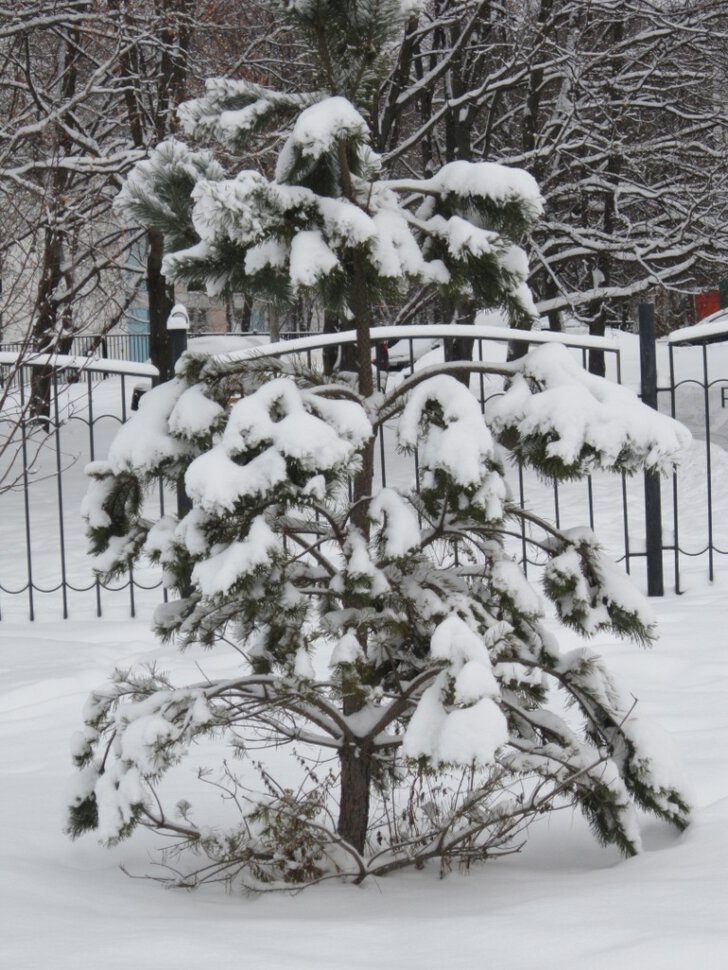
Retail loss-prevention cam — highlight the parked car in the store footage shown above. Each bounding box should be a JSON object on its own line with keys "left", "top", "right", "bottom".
{"left": 372, "top": 336, "right": 443, "bottom": 372}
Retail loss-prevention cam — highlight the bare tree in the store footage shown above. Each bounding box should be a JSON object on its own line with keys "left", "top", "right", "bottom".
{"left": 0, "top": 2, "right": 285, "bottom": 397}
{"left": 369, "top": 1, "right": 728, "bottom": 367}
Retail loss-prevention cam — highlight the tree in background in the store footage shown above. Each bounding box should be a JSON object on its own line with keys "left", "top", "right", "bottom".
{"left": 1, "top": 3, "right": 138, "bottom": 423}
{"left": 68, "top": 1, "right": 691, "bottom": 889}
{"left": 0, "top": 0, "right": 281, "bottom": 395}
{"left": 372, "top": 1, "right": 728, "bottom": 367}
{"left": 3, "top": 1, "right": 724, "bottom": 392}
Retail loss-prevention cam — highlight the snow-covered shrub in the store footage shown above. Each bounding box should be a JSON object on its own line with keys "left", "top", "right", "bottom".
{"left": 67, "top": 0, "right": 692, "bottom": 890}
{"left": 67, "top": 343, "right": 691, "bottom": 887}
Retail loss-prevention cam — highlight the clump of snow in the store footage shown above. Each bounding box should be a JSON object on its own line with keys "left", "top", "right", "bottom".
{"left": 429, "top": 214, "right": 499, "bottom": 259}
{"left": 302, "top": 475, "right": 326, "bottom": 501}
{"left": 403, "top": 615, "right": 508, "bottom": 767}
{"left": 168, "top": 385, "right": 224, "bottom": 439}
{"left": 317, "top": 196, "right": 377, "bottom": 248}
{"left": 369, "top": 207, "right": 450, "bottom": 283}
{"left": 398, "top": 375, "right": 495, "bottom": 488}
{"left": 289, "top": 230, "right": 340, "bottom": 288}
{"left": 501, "top": 244, "right": 539, "bottom": 317}
{"left": 345, "top": 529, "right": 390, "bottom": 595}
{"left": 174, "top": 507, "right": 211, "bottom": 557}
{"left": 399, "top": 0, "right": 426, "bottom": 13}
{"left": 544, "top": 528, "right": 656, "bottom": 638}
{"left": 191, "top": 516, "right": 279, "bottom": 596}
{"left": 143, "top": 515, "right": 178, "bottom": 564}
{"left": 486, "top": 344, "right": 691, "bottom": 475}
{"left": 218, "top": 102, "right": 270, "bottom": 136}
{"left": 293, "top": 647, "right": 315, "bottom": 680}
{"left": 115, "top": 138, "right": 224, "bottom": 219}
{"left": 107, "top": 380, "right": 190, "bottom": 474}
{"left": 490, "top": 559, "right": 544, "bottom": 618}
{"left": 244, "top": 239, "right": 289, "bottom": 274}
{"left": 403, "top": 673, "right": 508, "bottom": 767}
{"left": 306, "top": 393, "right": 372, "bottom": 449}
{"left": 185, "top": 378, "right": 371, "bottom": 514}
{"left": 189, "top": 172, "right": 268, "bottom": 246}
{"left": 453, "top": 660, "right": 499, "bottom": 705}
{"left": 430, "top": 614, "right": 493, "bottom": 672}
{"left": 276, "top": 97, "right": 369, "bottom": 182}
{"left": 223, "top": 378, "right": 368, "bottom": 470}
{"left": 186, "top": 446, "right": 287, "bottom": 512}
{"left": 387, "top": 160, "right": 543, "bottom": 222}
{"left": 429, "top": 160, "right": 543, "bottom": 217}
{"left": 80, "top": 466, "right": 115, "bottom": 529}
{"left": 91, "top": 534, "right": 144, "bottom": 577}
{"left": 369, "top": 488, "right": 421, "bottom": 557}
{"left": 620, "top": 715, "right": 692, "bottom": 807}
{"left": 330, "top": 631, "right": 364, "bottom": 666}
{"left": 119, "top": 713, "right": 177, "bottom": 771}
{"left": 93, "top": 761, "right": 147, "bottom": 844}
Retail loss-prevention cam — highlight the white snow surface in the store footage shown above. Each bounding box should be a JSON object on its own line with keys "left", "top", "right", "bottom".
{"left": 668, "top": 308, "right": 728, "bottom": 345}
{"left": 2, "top": 578, "right": 723, "bottom": 969}
{"left": 0, "top": 350, "right": 158, "bottom": 379}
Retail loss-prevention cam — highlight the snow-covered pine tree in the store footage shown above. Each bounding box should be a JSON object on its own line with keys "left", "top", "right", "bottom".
{"left": 67, "top": 0, "right": 692, "bottom": 889}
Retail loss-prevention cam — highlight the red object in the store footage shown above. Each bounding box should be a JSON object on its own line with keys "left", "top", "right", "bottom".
{"left": 694, "top": 290, "right": 720, "bottom": 321}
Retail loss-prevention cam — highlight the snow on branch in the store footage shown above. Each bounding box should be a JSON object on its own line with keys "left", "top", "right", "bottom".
{"left": 486, "top": 344, "right": 691, "bottom": 478}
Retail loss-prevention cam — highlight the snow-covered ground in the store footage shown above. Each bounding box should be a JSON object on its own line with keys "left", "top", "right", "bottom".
{"left": 1, "top": 574, "right": 726, "bottom": 969}
{"left": 1, "top": 329, "right": 727, "bottom": 968}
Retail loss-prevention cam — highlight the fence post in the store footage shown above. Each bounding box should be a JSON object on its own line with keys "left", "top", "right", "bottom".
{"left": 167, "top": 303, "right": 189, "bottom": 374}
{"left": 639, "top": 302, "right": 664, "bottom": 596}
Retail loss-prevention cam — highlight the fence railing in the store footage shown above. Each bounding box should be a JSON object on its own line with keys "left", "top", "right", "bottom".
{"left": 666, "top": 320, "right": 728, "bottom": 587}
{"left": 2, "top": 319, "right": 724, "bottom": 620}
{"left": 1, "top": 352, "right": 159, "bottom": 620}
{"left": 0, "top": 329, "right": 321, "bottom": 378}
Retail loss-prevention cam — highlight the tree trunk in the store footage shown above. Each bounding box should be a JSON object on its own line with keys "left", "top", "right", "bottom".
{"left": 544, "top": 278, "right": 562, "bottom": 331}
{"left": 588, "top": 15, "right": 623, "bottom": 376}
{"left": 30, "top": 221, "right": 65, "bottom": 429}
{"left": 28, "top": 20, "right": 81, "bottom": 425}
{"left": 444, "top": 303, "right": 475, "bottom": 385}
{"left": 337, "top": 741, "right": 372, "bottom": 854}
{"left": 146, "top": 229, "right": 174, "bottom": 382}
{"left": 239, "top": 296, "right": 252, "bottom": 333}
{"left": 333, "top": 154, "right": 376, "bottom": 848}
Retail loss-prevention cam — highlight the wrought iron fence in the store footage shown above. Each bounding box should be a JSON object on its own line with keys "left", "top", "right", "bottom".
{"left": 0, "top": 352, "right": 160, "bottom": 620}
{"left": 665, "top": 322, "right": 728, "bottom": 588}
{"left": 0, "top": 333, "right": 151, "bottom": 392}
{"left": 4, "top": 320, "right": 718, "bottom": 621}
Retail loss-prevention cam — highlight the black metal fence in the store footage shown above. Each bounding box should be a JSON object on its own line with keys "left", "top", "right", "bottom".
{"left": 664, "top": 324, "right": 728, "bottom": 588}
{"left": 1, "top": 320, "right": 724, "bottom": 620}
{"left": 0, "top": 353, "right": 160, "bottom": 620}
